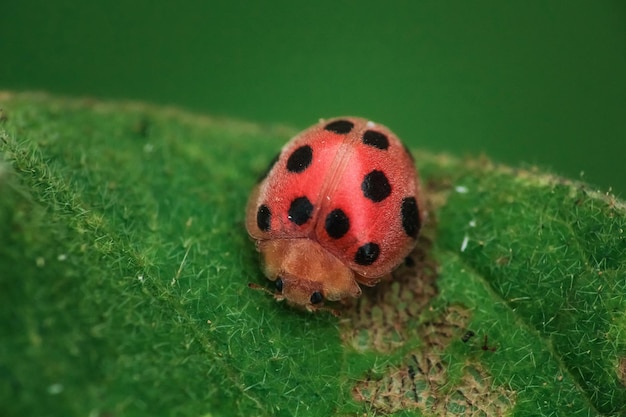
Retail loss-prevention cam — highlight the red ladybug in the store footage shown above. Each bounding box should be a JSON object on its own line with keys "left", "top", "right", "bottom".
{"left": 246, "top": 117, "right": 424, "bottom": 312}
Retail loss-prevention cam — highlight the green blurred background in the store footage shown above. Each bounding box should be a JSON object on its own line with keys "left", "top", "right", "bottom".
{"left": 1, "top": 1, "right": 624, "bottom": 196}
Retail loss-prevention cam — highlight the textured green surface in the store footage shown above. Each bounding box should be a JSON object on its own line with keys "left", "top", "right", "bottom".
{"left": 1, "top": 92, "right": 625, "bottom": 416}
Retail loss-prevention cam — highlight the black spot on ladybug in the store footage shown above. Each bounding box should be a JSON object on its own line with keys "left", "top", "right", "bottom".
{"left": 362, "top": 170, "right": 391, "bottom": 202}
{"left": 325, "top": 208, "right": 350, "bottom": 239}
{"left": 288, "top": 196, "right": 313, "bottom": 225}
{"left": 324, "top": 119, "right": 354, "bottom": 134}
{"left": 310, "top": 291, "right": 323, "bottom": 304}
{"left": 257, "top": 204, "right": 271, "bottom": 231}
{"left": 355, "top": 242, "right": 380, "bottom": 265}
{"left": 258, "top": 152, "right": 280, "bottom": 182}
{"left": 401, "top": 197, "right": 421, "bottom": 238}
{"left": 362, "top": 130, "right": 389, "bottom": 150}
{"left": 286, "top": 145, "right": 313, "bottom": 173}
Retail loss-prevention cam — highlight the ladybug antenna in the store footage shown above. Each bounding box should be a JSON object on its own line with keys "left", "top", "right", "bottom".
{"left": 248, "top": 282, "right": 285, "bottom": 301}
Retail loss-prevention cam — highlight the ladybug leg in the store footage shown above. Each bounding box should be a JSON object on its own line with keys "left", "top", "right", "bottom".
{"left": 354, "top": 272, "right": 390, "bottom": 287}
{"left": 247, "top": 282, "right": 284, "bottom": 302}
{"left": 307, "top": 304, "right": 342, "bottom": 317}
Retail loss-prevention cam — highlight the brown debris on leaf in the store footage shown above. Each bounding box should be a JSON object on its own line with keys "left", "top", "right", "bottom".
{"left": 618, "top": 357, "right": 626, "bottom": 387}
{"left": 350, "top": 304, "right": 516, "bottom": 415}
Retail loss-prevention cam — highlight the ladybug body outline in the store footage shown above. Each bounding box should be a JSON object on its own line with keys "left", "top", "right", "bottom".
{"left": 246, "top": 117, "right": 424, "bottom": 312}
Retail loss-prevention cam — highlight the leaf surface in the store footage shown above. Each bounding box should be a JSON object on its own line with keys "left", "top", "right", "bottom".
{"left": 1, "top": 92, "right": 624, "bottom": 416}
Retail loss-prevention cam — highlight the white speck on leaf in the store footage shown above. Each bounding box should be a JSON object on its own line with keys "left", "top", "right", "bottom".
{"left": 460, "top": 235, "right": 469, "bottom": 252}
{"left": 47, "top": 383, "right": 64, "bottom": 395}
{"left": 455, "top": 185, "right": 469, "bottom": 194}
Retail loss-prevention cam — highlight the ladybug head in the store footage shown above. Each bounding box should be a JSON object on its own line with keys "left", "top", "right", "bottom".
{"left": 272, "top": 275, "right": 326, "bottom": 311}
{"left": 258, "top": 239, "right": 361, "bottom": 312}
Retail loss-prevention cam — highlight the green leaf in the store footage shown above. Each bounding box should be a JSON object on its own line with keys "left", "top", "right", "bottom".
{"left": 1, "top": 92, "right": 625, "bottom": 417}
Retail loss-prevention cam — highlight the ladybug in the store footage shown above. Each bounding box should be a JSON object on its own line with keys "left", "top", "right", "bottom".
{"left": 246, "top": 117, "right": 424, "bottom": 312}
